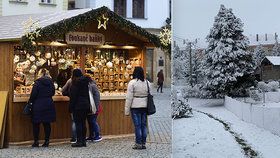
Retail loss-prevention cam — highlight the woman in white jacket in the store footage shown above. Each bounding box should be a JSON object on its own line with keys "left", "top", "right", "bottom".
{"left": 125, "top": 66, "right": 151, "bottom": 150}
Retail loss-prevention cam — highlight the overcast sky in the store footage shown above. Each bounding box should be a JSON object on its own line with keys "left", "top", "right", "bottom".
{"left": 173, "top": 0, "right": 280, "bottom": 45}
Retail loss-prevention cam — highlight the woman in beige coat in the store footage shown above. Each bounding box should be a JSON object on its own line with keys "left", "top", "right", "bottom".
{"left": 125, "top": 66, "right": 151, "bottom": 150}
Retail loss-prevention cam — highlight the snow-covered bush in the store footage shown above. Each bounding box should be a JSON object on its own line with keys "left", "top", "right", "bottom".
{"left": 258, "top": 81, "right": 279, "bottom": 92}
{"left": 171, "top": 87, "right": 193, "bottom": 119}
{"left": 249, "top": 89, "right": 262, "bottom": 101}
{"left": 180, "top": 84, "right": 213, "bottom": 98}
{"left": 268, "top": 81, "right": 279, "bottom": 92}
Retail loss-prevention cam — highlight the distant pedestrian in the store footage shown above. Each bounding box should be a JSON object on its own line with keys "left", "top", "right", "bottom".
{"left": 86, "top": 75, "right": 102, "bottom": 143}
{"left": 125, "top": 66, "right": 151, "bottom": 150}
{"left": 69, "top": 69, "right": 91, "bottom": 147}
{"left": 28, "top": 68, "right": 56, "bottom": 147}
{"left": 157, "top": 69, "right": 164, "bottom": 93}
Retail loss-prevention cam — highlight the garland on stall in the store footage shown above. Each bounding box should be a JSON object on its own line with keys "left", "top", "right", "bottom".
{"left": 21, "top": 6, "right": 166, "bottom": 52}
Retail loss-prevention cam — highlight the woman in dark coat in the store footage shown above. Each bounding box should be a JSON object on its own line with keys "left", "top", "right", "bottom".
{"left": 69, "top": 69, "right": 91, "bottom": 147}
{"left": 28, "top": 68, "right": 56, "bottom": 147}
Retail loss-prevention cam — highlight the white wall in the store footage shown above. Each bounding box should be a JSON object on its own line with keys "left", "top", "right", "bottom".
{"left": 95, "top": 0, "right": 113, "bottom": 10}
{"left": 127, "top": 0, "right": 169, "bottom": 28}
{"left": 2, "top": 0, "right": 65, "bottom": 16}
{"left": 92, "top": 0, "right": 169, "bottom": 29}
{"left": 225, "top": 96, "right": 280, "bottom": 136}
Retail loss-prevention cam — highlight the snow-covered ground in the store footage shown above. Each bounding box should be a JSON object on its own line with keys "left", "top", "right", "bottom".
{"left": 173, "top": 98, "right": 280, "bottom": 158}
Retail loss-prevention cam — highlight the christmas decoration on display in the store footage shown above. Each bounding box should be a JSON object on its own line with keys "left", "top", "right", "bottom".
{"left": 35, "top": 51, "right": 41, "bottom": 57}
{"left": 22, "top": 16, "right": 41, "bottom": 43}
{"left": 14, "top": 55, "right": 20, "bottom": 63}
{"left": 45, "top": 52, "right": 51, "bottom": 59}
{"left": 97, "top": 14, "right": 109, "bottom": 30}
{"left": 106, "top": 61, "right": 113, "bottom": 68}
{"left": 159, "top": 27, "right": 171, "bottom": 46}
{"left": 29, "top": 55, "right": 35, "bottom": 62}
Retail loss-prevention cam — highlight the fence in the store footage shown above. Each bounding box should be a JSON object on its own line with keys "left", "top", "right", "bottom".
{"left": 225, "top": 96, "right": 280, "bottom": 136}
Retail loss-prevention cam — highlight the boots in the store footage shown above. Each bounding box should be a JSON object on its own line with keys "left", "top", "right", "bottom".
{"left": 42, "top": 139, "right": 49, "bottom": 147}
{"left": 132, "top": 143, "right": 142, "bottom": 150}
{"left": 32, "top": 141, "right": 39, "bottom": 147}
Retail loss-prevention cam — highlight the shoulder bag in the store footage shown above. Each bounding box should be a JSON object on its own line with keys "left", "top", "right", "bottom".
{"left": 89, "top": 84, "right": 97, "bottom": 114}
{"left": 146, "top": 80, "right": 156, "bottom": 115}
{"left": 23, "top": 102, "right": 32, "bottom": 115}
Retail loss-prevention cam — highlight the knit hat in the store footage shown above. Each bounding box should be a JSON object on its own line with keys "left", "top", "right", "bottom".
{"left": 72, "top": 68, "right": 83, "bottom": 77}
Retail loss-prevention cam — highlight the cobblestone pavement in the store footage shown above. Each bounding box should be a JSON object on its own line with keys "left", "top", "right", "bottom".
{"left": 0, "top": 88, "right": 171, "bottom": 158}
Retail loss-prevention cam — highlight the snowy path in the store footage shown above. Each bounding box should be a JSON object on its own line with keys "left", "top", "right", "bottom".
{"left": 173, "top": 98, "right": 280, "bottom": 158}
{"left": 173, "top": 110, "right": 245, "bottom": 158}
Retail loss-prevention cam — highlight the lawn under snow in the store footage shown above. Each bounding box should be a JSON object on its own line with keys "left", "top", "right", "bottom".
{"left": 173, "top": 98, "right": 280, "bottom": 158}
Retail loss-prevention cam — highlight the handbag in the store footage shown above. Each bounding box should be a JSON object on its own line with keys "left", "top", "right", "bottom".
{"left": 23, "top": 102, "right": 32, "bottom": 115}
{"left": 146, "top": 80, "right": 156, "bottom": 115}
{"left": 89, "top": 85, "right": 97, "bottom": 114}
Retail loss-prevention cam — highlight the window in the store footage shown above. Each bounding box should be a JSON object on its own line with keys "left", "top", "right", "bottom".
{"left": 133, "top": 0, "right": 144, "bottom": 18}
{"left": 114, "top": 0, "right": 126, "bottom": 17}
{"left": 9, "top": 0, "right": 28, "bottom": 3}
{"left": 41, "top": 0, "right": 51, "bottom": 3}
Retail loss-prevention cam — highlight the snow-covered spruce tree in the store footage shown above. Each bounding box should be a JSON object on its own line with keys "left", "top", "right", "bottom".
{"left": 253, "top": 44, "right": 266, "bottom": 67}
{"left": 203, "top": 5, "right": 256, "bottom": 98}
{"left": 272, "top": 40, "right": 280, "bottom": 56}
{"left": 172, "top": 44, "right": 189, "bottom": 85}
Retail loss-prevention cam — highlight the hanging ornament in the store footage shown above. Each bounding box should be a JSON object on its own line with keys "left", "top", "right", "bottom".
{"left": 31, "top": 65, "right": 37, "bottom": 70}
{"left": 51, "top": 58, "right": 57, "bottom": 66}
{"left": 35, "top": 51, "right": 41, "bottom": 57}
{"left": 106, "top": 61, "right": 113, "bottom": 68}
{"left": 45, "top": 52, "right": 51, "bottom": 59}
{"left": 14, "top": 55, "right": 20, "bottom": 63}
{"left": 58, "top": 58, "right": 66, "bottom": 64}
{"left": 97, "top": 14, "right": 109, "bottom": 30}
{"left": 26, "top": 53, "right": 30, "bottom": 59}
{"left": 29, "top": 55, "right": 35, "bottom": 62}
{"left": 159, "top": 27, "right": 171, "bottom": 46}
{"left": 29, "top": 69, "right": 35, "bottom": 74}
{"left": 25, "top": 60, "right": 31, "bottom": 66}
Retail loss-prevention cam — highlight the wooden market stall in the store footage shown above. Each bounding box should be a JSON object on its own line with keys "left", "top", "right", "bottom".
{"left": 0, "top": 6, "right": 161, "bottom": 145}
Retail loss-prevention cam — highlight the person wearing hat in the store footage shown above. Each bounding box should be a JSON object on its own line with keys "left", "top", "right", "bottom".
{"left": 69, "top": 69, "right": 92, "bottom": 147}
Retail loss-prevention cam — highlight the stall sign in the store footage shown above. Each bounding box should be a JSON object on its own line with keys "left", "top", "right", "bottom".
{"left": 65, "top": 32, "right": 105, "bottom": 45}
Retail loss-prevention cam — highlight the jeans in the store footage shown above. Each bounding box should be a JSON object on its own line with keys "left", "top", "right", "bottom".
{"left": 33, "top": 122, "right": 51, "bottom": 142}
{"left": 73, "top": 110, "right": 88, "bottom": 143}
{"left": 87, "top": 114, "right": 101, "bottom": 139}
{"left": 131, "top": 109, "right": 147, "bottom": 144}
{"left": 70, "top": 114, "right": 77, "bottom": 139}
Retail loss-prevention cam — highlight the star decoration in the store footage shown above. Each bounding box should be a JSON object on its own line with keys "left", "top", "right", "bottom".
{"left": 22, "top": 16, "right": 41, "bottom": 42}
{"left": 97, "top": 14, "right": 109, "bottom": 30}
{"left": 159, "top": 27, "right": 171, "bottom": 46}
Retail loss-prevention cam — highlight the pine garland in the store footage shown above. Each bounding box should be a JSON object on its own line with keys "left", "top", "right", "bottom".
{"left": 21, "top": 6, "right": 166, "bottom": 52}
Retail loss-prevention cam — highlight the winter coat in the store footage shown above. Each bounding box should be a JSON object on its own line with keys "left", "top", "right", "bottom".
{"left": 125, "top": 79, "right": 151, "bottom": 115}
{"left": 69, "top": 76, "right": 91, "bottom": 113}
{"left": 157, "top": 71, "right": 164, "bottom": 83}
{"left": 29, "top": 76, "right": 56, "bottom": 123}
{"left": 62, "top": 78, "right": 72, "bottom": 97}
{"left": 88, "top": 81, "right": 100, "bottom": 112}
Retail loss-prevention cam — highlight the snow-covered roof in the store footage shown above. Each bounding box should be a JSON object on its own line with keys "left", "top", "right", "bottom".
{"left": 0, "top": 8, "right": 92, "bottom": 40}
{"left": 263, "top": 56, "right": 280, "bottom": 65}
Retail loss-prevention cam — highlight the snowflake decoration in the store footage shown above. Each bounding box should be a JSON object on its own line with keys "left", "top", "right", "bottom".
{"left": 97, "top": 14, "right": 109, "bottom": 30}
{"left": 22, "top": 16, "right": 41, "bottom": 42}
{"left": 159, "top": 27, "right": 171, "bottom": 46}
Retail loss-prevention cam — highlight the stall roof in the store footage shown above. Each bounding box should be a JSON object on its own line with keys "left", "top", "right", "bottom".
{"left": 262, "top": 56, "right": 280, "bottom": 65}
{"left": 0, "top": 8, "right": 92, "bottom": 41}
{"left": 0, "top": 6, "right": 162, "bottom": 47}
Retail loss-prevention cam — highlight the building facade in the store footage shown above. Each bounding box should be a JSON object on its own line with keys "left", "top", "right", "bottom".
{"left": 0, "top": 0, "right": 68, "bottom": 16}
